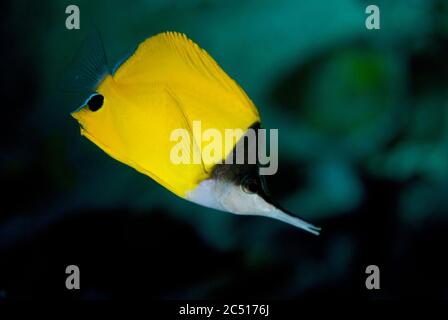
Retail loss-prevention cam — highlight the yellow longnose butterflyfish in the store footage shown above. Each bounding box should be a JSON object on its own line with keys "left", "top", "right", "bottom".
{"left": 70, "top": 31, "right": 320, "bottom": 235}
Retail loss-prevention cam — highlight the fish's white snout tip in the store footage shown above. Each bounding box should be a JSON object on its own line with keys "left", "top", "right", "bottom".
{"left": 270, "top": 208, "right": 321, "bottom": 235}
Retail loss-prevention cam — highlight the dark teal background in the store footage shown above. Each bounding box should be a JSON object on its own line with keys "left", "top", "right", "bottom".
{"left": 0, "top": 0, "right": 447, "bottom": 299}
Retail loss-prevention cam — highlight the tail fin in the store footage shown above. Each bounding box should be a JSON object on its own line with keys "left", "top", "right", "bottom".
{"left": 59, "top": 29, "right": 109, "bottom": 93}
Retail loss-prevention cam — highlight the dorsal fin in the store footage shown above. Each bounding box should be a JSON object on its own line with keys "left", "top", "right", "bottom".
{"left": 113, "top": 31, "right": 259, "bottom": 120}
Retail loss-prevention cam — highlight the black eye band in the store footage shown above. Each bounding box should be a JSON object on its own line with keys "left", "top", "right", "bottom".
{"left": 87, "top": 94, "right": 104, "bottom": 111}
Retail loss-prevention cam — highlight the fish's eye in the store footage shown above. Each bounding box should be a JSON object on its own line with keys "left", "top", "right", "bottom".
{"left": 241, "top": 176, "right": 259, "bottom": 194}
{"left": 87, "top": 94, "right": 104, "bottom": 112}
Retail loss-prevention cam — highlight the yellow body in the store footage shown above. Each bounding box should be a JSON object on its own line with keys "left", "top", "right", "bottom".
{"left": 72, "top": 32, "right": 260, "bottom": 197}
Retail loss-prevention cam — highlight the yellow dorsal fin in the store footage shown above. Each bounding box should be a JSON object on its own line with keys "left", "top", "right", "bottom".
{"left": 113, "top": 32, "right": 259, "bottom": 120}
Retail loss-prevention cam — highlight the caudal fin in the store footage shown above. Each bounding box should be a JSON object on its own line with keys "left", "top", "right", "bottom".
{"left": 59, "top": 29, "right": 109, "bottom": 93}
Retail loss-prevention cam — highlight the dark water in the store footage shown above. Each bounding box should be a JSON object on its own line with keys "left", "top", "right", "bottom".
{"left": 0, "top": 0, "right": 447, "bottom": 300}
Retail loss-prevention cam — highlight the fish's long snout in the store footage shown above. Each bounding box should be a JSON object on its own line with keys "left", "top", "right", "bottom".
{"left": 258, "top": 193, "right": 321, "bottom": 235}
{"left": 256, "top": 177, "right": 320, "bottom": 235}
{"left": 269, "top": 208, "right": 321, "bottom": 235}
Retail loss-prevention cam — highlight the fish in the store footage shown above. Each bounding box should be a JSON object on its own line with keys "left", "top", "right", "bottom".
{"left": 70, "top": 31, "right": 320, "bottom": 235}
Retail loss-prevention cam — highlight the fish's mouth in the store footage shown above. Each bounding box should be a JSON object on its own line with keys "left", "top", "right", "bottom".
{"left": 257, "top": 183, "right": 321, "bottom": 235}
{"left": 270, "top": 201, "right": 321, "bottom": 235}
